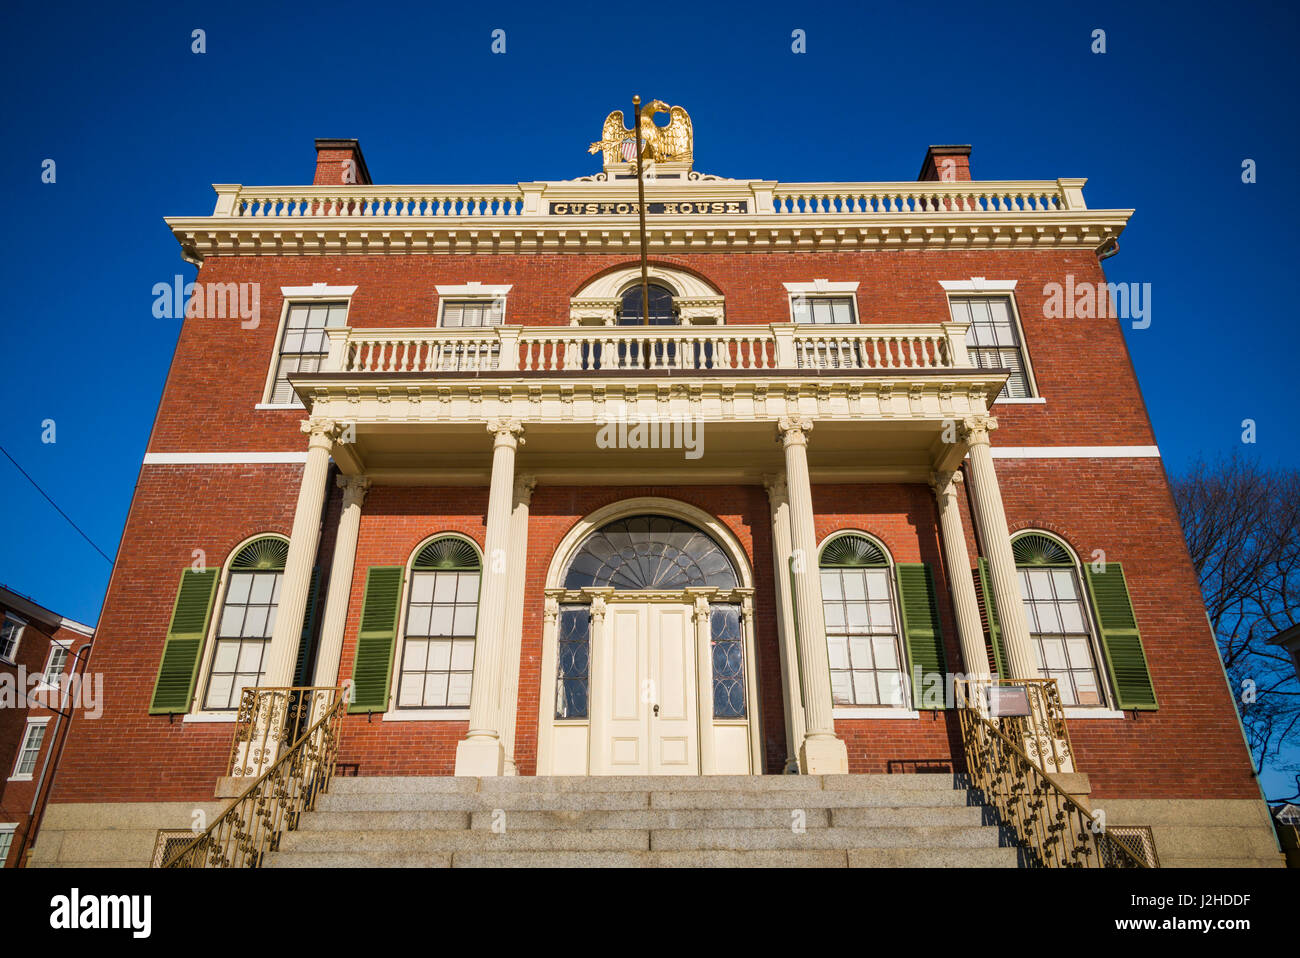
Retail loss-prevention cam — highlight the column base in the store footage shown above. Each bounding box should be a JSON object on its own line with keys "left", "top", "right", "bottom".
{"left": 800, "top": 734, "right": 849, "bottom": 775}
{"left": 454, "top": 736, "right": 505, "bottom": 776}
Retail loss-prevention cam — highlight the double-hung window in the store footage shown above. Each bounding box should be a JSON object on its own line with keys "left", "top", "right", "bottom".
{"left": 0, "top": 615, "right": 24, "bottom": 663}
{"left": 396, "top": 537, "right": 481, "bottom": 709}
{"left": 949, "top": 295, "right": 1032, "bottom": 398}
{"left": 792, "top": 295, "right": 857, "bottom": 325}
{"left": 39, "top": 642, "right": 69, "bottom": 687}
{"left": 268, "top": 301, "right": 349, "bottom": 405}
{"left": 10, "top": 719, "right": 49, "bottom": 780}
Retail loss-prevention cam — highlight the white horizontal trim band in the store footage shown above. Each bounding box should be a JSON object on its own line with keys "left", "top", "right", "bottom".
{"left": 143, "top": 452, "right": 309, "bottom": 465}
{"left": 832, "top": 708, "right": 920, "bottom": 720}
{"left": 990, "top": 446, "right": 1160, "bottom": 459}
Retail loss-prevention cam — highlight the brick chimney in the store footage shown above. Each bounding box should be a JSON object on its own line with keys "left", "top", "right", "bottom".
{"left": 917, "top": 145, "right": 972, "bottom": 182}
{"left": 314, "top": 138, "right": 372, "bottom": 186}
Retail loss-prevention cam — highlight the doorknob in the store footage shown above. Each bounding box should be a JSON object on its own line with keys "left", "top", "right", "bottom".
{"left": 653, "top": 704, "right": 660, "bottom": 717}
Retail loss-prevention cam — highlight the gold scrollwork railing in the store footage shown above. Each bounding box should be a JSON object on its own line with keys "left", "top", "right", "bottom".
{"left": 957, "top": 677, "right": 1074, "bottom": 774}
{"left": 228, "top": 686, "right": 341, "bottom": 777}
{"left": 956, "top": 698, "right": 1147, "bottom": 868}
{"left": 164, "top": 689, "right": 345, "bottom": 868}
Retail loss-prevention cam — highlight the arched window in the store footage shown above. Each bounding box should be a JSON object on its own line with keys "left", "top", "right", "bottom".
{"left": 1012, "top": 532, "right": 1106, "bottom": 707}
{"left": 562, "top": 515, "right": 738, "bottom": 590}
{"left": 819, "top": 533, "right": 906, "bottom": 707}
{"left": 617, "top": 282, "right": 677, "bottom": 326}
{"left": 204, "top": 536, "right": 288, "bottom": 710}
{"left": 396, "top": 536, "right": 481, "bottom": 709}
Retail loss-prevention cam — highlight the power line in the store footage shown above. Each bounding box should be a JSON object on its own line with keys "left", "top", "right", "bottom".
{"left": 0, "top": 442, "right": 112, "bottom": 564}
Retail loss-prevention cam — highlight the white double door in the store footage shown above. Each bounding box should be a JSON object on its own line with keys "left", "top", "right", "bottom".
{"left": 595, "top": 601, "right": 700, "bottom": 775}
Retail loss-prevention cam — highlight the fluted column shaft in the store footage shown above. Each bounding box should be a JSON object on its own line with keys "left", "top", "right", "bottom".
{"left": 778, "top": 418, "right": 849, "bottom": 774}
{"left": 764, "top": 474, "right": 806, "bottom": 772}
{"left": 930, "top": 470, "right": 991, "bottom": 679}
{"left": 961, "top": 417, "right": 1039, "bottom": 680}
{"left": 500, "top": 474, "right": 536, "bottom": 775}
{"left": 312, "top": 475, "right": 370, "bottom": 687}
{"left": 264, "top": 420, "right": 337, "bottom": 687}
{"left": 456, "top": 419, "right": 524, "bottom": 776}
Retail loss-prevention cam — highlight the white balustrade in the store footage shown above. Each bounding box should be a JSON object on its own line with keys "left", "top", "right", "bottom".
{"left": 325, "top": 323, "right": 970, "bottom": 375}
{"left": 212, "top": 180, "right": 1080, "bottom": 219}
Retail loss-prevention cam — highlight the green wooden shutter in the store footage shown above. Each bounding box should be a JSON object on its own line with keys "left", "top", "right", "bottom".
{"left": 895, "top": 563, "right": 947, "bottom": 709}
{"left": 148, "top": 568, "right": 219, "bottom": 714}
{"left": 975, "top": 557, "right": 1009, "bottom": 678}
{"left": 1084, "top": 562, "right": 1157, "bottom": 710}
{"left": 293, "top": 567, "right": 322, "bottom": 687}
{"left": 348, "top": 566, "right": 404, "bottom": 713}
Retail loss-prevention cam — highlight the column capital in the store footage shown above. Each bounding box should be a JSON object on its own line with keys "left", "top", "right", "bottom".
{"left": 761, "top": 472, "right": 788, "bottom": 502}
{"left": 958, "top": 415, "right": 998, "bottom": 447}
{"left": 776, "top": 417, "right": 814, "bottom": 448}
{"left": 514, "top": 473, "right": 537, "bottom": 505}
{"left": 486, "top": 418, "right": 526, "bottom": 449}
{"left": 685, "top": 588, "right": 718, "bottom": 621}
{"left": 301, "top": 417, "right": 345, "bottom": 449}
{"left": 543, "top": 595, "right": 560, "bottom": 622}
{"left": 928, "top": 469, "right": 962, "bottom": 502}
{"left": 336, "top": 474, "right": 372, "bottom": 507}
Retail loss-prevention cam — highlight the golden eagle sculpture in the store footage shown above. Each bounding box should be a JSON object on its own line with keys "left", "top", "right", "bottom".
{"left": 588, "top": 101, "right": 693, "bottom": 166}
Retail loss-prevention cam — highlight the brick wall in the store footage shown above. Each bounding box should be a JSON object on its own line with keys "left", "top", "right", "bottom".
{"left": 151, "top": 249, "right": 1152, "bottom": 452}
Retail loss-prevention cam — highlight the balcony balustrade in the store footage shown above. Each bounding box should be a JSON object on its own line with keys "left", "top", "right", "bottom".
{"left": 322, "top": 322, "right": 972, "bottom": 377}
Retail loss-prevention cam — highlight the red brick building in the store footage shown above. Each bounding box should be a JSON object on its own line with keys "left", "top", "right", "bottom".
{"left": 0, "top": 586, "right": 93, "bottom": 867}
{"left": 33, "top": 113, "right": 1281, "bottom": 866}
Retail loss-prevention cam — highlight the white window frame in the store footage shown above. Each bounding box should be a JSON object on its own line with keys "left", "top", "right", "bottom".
{"left": 384, "top": 533, "right": 483, "bottom": 722}
{"left": 1012, "top": 530, "right": 1115, "bottom": 711}
{"left": 0, "top": 824, "right": 16, "bottom": 866}
{"left": 0, "top": 614, "right": 25, "bottom": 664}
{"left": 35, "top": 641, "right": 70, "bottom": 691}
{"left": 258, "top": 285, "right": 357, "bottom": 409}
{"left": 9, "top": 717, "right": 51, "bottom": 781}
{"left": 783, "top": 280, "right": 860, "bottom": 325}
{"left": 186, "top": 533, "right": 291, "bottom": 721}
{"left": 940, "top": 279, "right": 1039, "bottom": 400}
{"left": 435, "top": 283, "right": 512, "bottom": 328}
{"left": 816, "top": 530, "right": 915, "bottom": 715}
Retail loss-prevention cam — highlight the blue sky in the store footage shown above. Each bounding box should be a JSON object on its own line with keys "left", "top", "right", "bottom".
{"left": 2, "top": 2, "right": 1296, "bottom": 785}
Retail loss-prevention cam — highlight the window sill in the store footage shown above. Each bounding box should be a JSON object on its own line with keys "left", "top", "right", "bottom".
{"left": 382, "top": 708, "right": 471, "bottom": 722}
{"left": 1063, "top": 707, "right": 1125, "bottom": 720}
{"left": 832, "top": 707, "right": 920, "bottom": 720}
{"left": 7, "top": 774, "right": 33, "bottom": 783}
{"left": 182, "top": 713, "right": 237, "bottom": 724}
{"left": 994, "top": 397, "right": 1046, "bottom": 405}
{"left": 0, "top": 657, "right": 17, "bottom": 668}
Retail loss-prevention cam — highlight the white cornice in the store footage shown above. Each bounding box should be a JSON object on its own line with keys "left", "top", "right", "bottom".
{"left": 783, "top": 280, "right": 860, "bottom": 294}
{"left": 280, "top": 284, "right": 358, "bottom": 298}
{"left": 940, "top": 277, "right": 1018, "bottom": 292}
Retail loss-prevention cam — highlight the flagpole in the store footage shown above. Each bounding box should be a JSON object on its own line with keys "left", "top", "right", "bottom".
{"left": 632, "top": 94, "right": 651, "bottom": 326}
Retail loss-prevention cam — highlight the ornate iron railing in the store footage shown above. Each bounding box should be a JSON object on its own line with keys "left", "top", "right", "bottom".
{"left": 957, "top": 701, "right": 1148, "bottom": 867}
{"left": 164, "top": 689, "right": 345, "bottom": 868}
{"left": 227, "top": 685, "right": 340, "bottom": 777}
{"left": 956, "top": 677, "right": 1074, "bottom": 774}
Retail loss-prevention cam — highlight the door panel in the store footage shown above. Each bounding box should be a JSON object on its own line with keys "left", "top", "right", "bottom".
{"left": 605, "top": 605, "right": 646, "bottom": 772}
{"left": 649, "top": 604, "right": 697, "bottom": 774}
{"left": 595, "top": 602, "right": 699, "bottom": 775}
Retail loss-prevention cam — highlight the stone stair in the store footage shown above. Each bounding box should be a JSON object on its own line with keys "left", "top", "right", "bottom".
{"left": 266, "top": 773, "right": 1021, "bottom": 867}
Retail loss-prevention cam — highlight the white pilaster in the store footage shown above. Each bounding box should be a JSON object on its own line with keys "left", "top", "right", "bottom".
{"left": 960, "top": 416, "right": 1039, "bottom": 680}
{"left": 688, "top": 589, "right": 717, "bottom": 775}
{"left": 312, "top": 475, "right": 371, "bottom": 687}
{"left": 500, "top": 474, "right": 536, "bottom": 775}
{"left": 763, "top": 473, "right": 806, "bottom": 772}
{"left": 455, "top": 419, "right": 524, "bottom": 776}
{"left": 586, "top": 592, "right": 611, "bottom": 775}
{"left": 929, "top": 470, "right": 991, "bottom": 679}
{"left": 777, "top": 417, "right": 849, "bottom": 774}
{"left": 263, "top": 419, "right": 338, "bottom": 688}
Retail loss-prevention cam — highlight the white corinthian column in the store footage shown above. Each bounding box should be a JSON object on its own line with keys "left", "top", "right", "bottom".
{"left": 777, "top": 417, "right": 849, "bottom": 775}
{"left": 929, "top": 469, "right": 990, "bottom": 680}
{"left": 959, "top": 416, "right": 1039, "bottom": 681}
{"left": 263, "top": 418, "right": 339, "bottom": 688}
{"left": 455, "top": 419, "right": 525, "bottom": 776}
{"left": 312, "top": 474, "right": 371, "bottom": 688}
